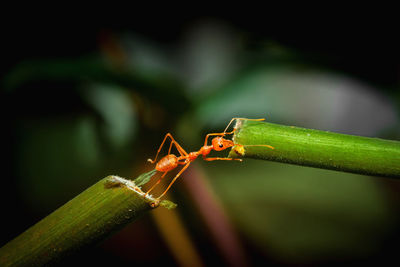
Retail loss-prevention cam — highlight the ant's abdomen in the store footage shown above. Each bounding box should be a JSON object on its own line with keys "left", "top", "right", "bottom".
{"left": 156, "top": 154, "right": 179, "bottom": 172}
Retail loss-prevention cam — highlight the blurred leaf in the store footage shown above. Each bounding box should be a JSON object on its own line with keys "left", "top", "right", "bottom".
{"left": 177, "top": 21, "right": 240, "bottom": 94}
{"left": 17, "top": 116, "right": 102, "bottom": 212}
{"left": 83, "top": 83, "right": 137, "bottom": 151}
{"left": 3, "top": 56, "right": 190, "bottom": 114}
{"left": 205, "top": 160, "right": 396, "bottom": 262}
{"left": 121, "top": 34, "right": 178, "bottom": 79}
{"left": 193, "top": 65, "right": 398, "bottom": 136}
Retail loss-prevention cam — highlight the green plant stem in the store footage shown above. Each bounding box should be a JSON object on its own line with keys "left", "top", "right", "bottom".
{"left": 0, "top": 172, "right": 163, "bottom": 267}
{"left": 229, "top": 121, "right": 400, "bottom": 178}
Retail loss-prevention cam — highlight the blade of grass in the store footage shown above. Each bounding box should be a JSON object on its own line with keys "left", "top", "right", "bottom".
{"left": 0, "top": 171, "right": 174, "bottom": 266}
{"left": 229, "top": 120, "right": 400, "bottom": 178}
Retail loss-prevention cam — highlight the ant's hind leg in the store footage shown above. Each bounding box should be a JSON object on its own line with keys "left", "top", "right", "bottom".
{"left": 158, "top": 163, "right": 191, "bottom": 199}
{"left": 148, "top": 133, "right": 187, "bottom": 163}
{"left": 145, "top": 171, "right": 168, "bottom": 197}
{"left": 148, "top": 133, "right": 172, "bottom": 164}
{"left": 168, "top": 139, "right": 188, "bottom": 157}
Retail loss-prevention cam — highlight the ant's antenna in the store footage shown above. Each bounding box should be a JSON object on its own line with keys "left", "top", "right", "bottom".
{"left": 223, "top": 118, "right": 265, "bottom": 134}
{"left": 244, "top": 144, "right": 274, "bottom": 149}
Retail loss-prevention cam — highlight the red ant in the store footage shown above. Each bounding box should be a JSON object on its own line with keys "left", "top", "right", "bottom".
{"left": 145, "top": 118, "right": 274, "bottom": 199}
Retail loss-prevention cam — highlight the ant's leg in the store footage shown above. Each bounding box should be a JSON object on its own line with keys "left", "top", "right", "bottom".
{"left": 204, "top": 133, "right": 222, "bottom": 146}
{"left": 203, "top": 132, "right": 232, "bottom": 146}
{"left": 203, "top": 118, "right": 266, "bottom": 146}
{"left": 148, "top": 133, "right": 173, "bottom": 164}
{"left": 168, "top": 139, "right": 189, "bottom": 157}
{"left": 157, "top": 162, "right": 191, "bottom": 199}
{"left": 223, "top": 118, "right": 265, "bottom": 133}
{"left": 203, "top": 130, "right": 237, "bottom": 147}
{"left": 167, "top": 140, "right": 174, "bottom": 154}
{"left": 203, "top": 119, "right": 265, "bottom": 147}
{"left": 148, "top": 133, "right": 188, "bottom": 163}
{"left": 145, "top": 171, "right": 168, "bottom": 196}
{"left": 203, "top": 157, "right": 242, "bottom": 162}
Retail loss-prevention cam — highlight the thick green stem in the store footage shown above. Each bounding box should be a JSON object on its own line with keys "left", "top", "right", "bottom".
{"left": 229, "top": 120, "right": 400, "bottom": 178}
{"left": 0, "top": 171, "right": 171, "bottom": 267}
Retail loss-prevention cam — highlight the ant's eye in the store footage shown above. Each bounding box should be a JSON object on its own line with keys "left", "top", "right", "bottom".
{"left": 219, "top": 144, "right": 223, "bottom": 148}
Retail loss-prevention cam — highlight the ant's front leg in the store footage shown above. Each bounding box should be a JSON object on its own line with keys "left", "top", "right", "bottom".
{"left": 203, "top": 131, "right": 235, "bottom": 147}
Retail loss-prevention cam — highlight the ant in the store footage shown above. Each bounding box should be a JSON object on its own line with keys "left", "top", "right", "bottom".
{"left": 145, "top": 118, "right": 274, "bottom": 199}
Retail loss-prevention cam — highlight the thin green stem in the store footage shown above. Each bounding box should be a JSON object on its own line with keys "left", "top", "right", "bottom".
{"left": 229, "top": 120, "right": 400, "bottom": 178}
{"left": 0, "top": 171, "right": 175, "bottom": 266}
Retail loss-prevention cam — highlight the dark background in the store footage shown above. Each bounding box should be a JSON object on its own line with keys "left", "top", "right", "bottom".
{"left": 1, "top": 14, "right": 399, "bottom": 266}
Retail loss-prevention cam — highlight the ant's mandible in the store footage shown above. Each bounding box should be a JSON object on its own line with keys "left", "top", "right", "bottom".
{"left": 145, "top": 118, "right": 274, "bottom": 199}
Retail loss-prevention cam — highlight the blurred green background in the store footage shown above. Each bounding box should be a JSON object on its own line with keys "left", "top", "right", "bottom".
{"left": 1, "top": 15, "right": 399, "bottom": 266}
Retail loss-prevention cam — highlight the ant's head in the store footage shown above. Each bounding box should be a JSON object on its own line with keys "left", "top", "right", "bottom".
{"left": 211, "top": 136, "right": 234, "bottom": 151}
